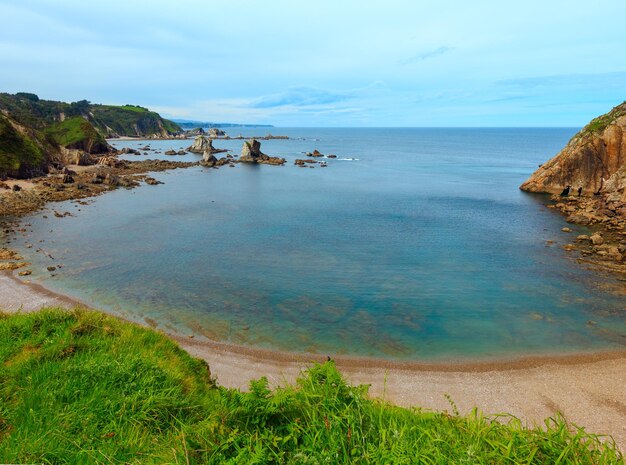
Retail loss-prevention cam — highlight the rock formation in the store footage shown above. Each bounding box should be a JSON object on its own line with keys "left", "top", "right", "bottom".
{"left": 200, "top": 151, "right": 217, "bottom": 167}
{"left": 521, "top": 101, "right": 626, "bottom": 275}
{"left": 208, "top": 128, "right": 225, "bottom": 138}
{"left": 187, "top": 136, "right": 214, "bottom": 154}
{"left": 187, "top": 135, "right": 227, "bottom": 155}
{"left": 239, "top": 139, "right": 285, "bottom": 165}
{"left": 520, "top": 101, "right": 626, "bottom": 196}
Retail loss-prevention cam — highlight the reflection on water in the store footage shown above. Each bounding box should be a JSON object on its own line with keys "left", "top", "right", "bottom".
{"left": 7, "top": 128, "right": 626, "bottom": 360}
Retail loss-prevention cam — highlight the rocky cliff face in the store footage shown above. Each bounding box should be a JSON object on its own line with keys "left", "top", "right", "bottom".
{"left": 520, "top": 102, "right": 626, "bottom": 195}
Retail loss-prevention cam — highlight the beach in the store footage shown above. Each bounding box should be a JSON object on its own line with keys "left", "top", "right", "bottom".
{"left": 2, "top": 269, "right": 624, "bottom": 451}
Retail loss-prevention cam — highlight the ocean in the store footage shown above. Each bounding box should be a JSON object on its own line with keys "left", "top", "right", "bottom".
{"left": 8, "top": 128, "right": 626, "bottom": 360}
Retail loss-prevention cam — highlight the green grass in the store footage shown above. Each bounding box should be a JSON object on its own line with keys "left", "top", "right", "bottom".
{"left": 583, "top": 101, "right": 626, "bottom": 134}
{"left": 119, "top": 105, "right": 149, "bottom": 113}
{"left": 91, "top": 105, "right": 181, "bottom": 136}
{"left": 44, "top": 116, "right": 108, "bottom": 152}
{"left": 0, "top": 308, "right": 622, "bottom": 464}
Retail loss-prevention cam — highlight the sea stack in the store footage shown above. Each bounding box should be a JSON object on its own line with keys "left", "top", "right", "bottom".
{"left": 520, "top": 102, "right": 626, "bottom": 197}
{"left": 187, "top": 135, "right": 215, "bottom": 154}
{"left": 239, "top": 139, "right": 285, "bottom": 165}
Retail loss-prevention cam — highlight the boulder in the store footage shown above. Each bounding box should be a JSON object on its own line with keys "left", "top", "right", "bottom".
{"left": 164, "top": 149, "right": 177, "bottom": 155}
{"left": 65, "top": 151, "right": 95, "bottom": 166}
{"left": 104, "top": 173, "right": 120, "bottom": 186}
{"left": 200, "top": 151, "right": 217, "bottom": 167}
{"left": 590, "top": 233, "right": 604, "bottom": 245}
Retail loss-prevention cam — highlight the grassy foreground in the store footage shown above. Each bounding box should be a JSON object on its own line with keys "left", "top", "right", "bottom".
{"left": 0, "top": 309, "right": 622, "bottom": 464}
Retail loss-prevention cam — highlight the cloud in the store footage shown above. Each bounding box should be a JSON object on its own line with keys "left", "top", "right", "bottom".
{"left": 248, "top": 86, "right": 354, "bottom": 108}
{"left": 398, "top": 46, "right": 453, "bottom": 66}
{"left": 497, "top": 71, "right": 626, "bottom": 89}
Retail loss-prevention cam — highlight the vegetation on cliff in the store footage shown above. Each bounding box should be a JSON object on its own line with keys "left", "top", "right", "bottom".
{"left": 44, "top": 116, "right": 109, "bottom": 153}
{"left": 89, "top": 104, "right": 181, "bottom": 138}
{"left": 0, "top": 308, "right": 621, "bottom": 464}
{"left": 0, "top": 114, "right": 51, "bottom": 179}
{"left": 0, "top": 92, "right": 182, "bottom": 178}
{"left": 520, "top": 101, "right": 626, "bottom": 195}
{"left": 0, "top": 93, "right": 181, "bottom": 139}
{"left": 584, "top": 101, "right": 626, "bottom": 135}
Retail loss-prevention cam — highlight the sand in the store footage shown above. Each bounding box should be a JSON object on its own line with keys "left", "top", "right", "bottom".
{"left": 1, "top": 270, "right": 625, "bottom": 451}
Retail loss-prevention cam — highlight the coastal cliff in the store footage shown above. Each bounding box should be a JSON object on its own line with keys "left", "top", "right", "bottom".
{"left": 0, "top": 113, "right": 56, "bottom": 179}
{"left": 521, "top": 102, "right": 626, "bottom": 274}
{"left": 0, "top": 92, "right": 183, "bottom": 179}
{"left": 0, "top": 92, "right": 182, "bottom": 141}
{"left": 520, "top": 101, "right": 626, "bottom": 196}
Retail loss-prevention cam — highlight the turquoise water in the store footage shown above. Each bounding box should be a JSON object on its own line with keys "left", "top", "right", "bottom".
{"left": 7, "top": 128, "right": 626, "bottom": 360}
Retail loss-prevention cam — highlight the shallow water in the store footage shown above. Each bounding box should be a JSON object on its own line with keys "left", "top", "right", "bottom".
{"left": 7, "top": 128, "right": 626, "bottom": 360}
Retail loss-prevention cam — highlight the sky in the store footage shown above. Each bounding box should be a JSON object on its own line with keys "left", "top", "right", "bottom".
{"left": 0, "top": 0, "right": 625, "bottom": 127}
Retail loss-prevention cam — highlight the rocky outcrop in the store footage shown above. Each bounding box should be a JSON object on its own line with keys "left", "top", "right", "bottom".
{"left": 187, "top": 135, "right": 227, "bottom": 155}
{"left": 59, "top": 148, "right": 96, "bottom": 166}
{"left": 523, "top": 102, "right": 626, "bottom": 276}
{"left": 185, "top": 127, "right": 205, "bottom": 136}
{"left": 208, "top": 128, "right": 225, "bottom": 138}
{"left": 200, "top": 151, "right": 217, "bottom": 167}
{"left": 187, "top": 136, "right": 214, "bottom": 154}
{"left": 239, "top": 139, "right": 285, "bottom": 165}
{"left": 520, "top": 102, "right": 626, "bottom": 195}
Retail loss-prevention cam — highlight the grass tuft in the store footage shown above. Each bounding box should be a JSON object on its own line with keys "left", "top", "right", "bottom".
{"left": 0, "top": 308, "right": 622, "bottom": 464}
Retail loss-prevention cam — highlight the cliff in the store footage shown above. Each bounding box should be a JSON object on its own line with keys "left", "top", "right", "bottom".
{"left": 520, "top": 101, "right": 626, "bottom": 196}
{"left": 0, "top": 113, "right": 56, "bottom": 179}
{"left": 89, "top": 104, "right": 181, "bottom": 138}
{"left": 0, "top": 92, "right": 183, "bottom": 178}
{"left": 0, "top": 93, "right": 182, "bottom": 140}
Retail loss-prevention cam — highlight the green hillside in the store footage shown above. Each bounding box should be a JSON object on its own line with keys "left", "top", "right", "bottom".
{"left": 0, "top": 113, "right": 50, "bottom": 179}
{"left": 0, "top": 92, "right": 183, "bottom": 177}
{"left": 0, "top": 92, "right": 182, "bottom": 139}
{"left": 89, "top": 104, "right": 181, "bottom": 137}
{"left": 0, "top": 308, "right": 621, "bottom": 464}
{"left": 45, "top": 116, "right": 110, "bottom": 153}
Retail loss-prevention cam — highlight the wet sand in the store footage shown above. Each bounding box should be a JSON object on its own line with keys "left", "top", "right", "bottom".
{"left": 1, "top": 270, "right": 624, "bottom": 451}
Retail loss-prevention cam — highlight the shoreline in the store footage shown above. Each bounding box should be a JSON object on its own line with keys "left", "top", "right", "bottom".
{"left": 1, "top": 270, "right": 624, "bottom": 450}
{"left": 3, "top": 270, "right": 624, "bottom": 373}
